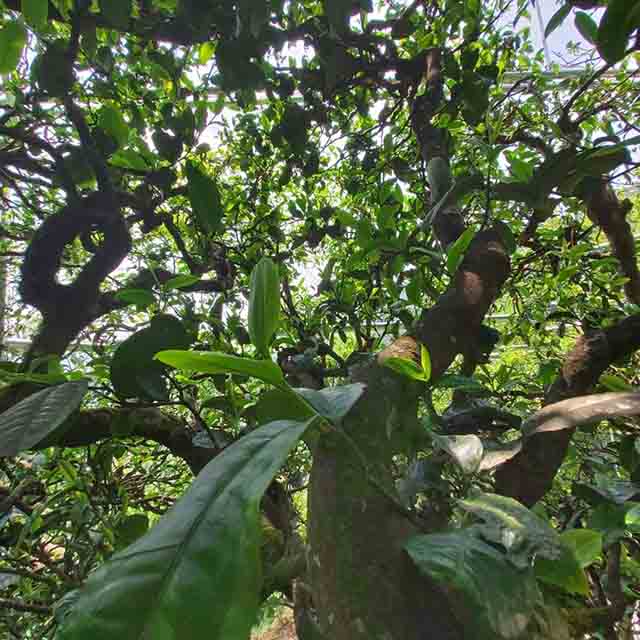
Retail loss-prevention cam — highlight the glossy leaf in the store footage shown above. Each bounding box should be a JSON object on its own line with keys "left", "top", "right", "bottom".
{"left": 295, "top": 382, "right": 366, "bottom": 424}
{"left": 382, "top": 356, "right": 427, "bottom": 382}
{"left": 22, "top": 0, "right": 48, "bottom": 29}
{"left": 407, "top": 530, "right": 543, "bottom": 640}
{"left": 156, "top": 350, "right": 287, "bottom": 389}
{"left": 185, "top": 160, "right": 224, "bottom": 235}
{"left": 420, "top": 344, "right": 431, "bottom": 382}
{"left": 0, "top": 21, "right": 27, "bottom": 74}
{"left": 447, "top": 228, "right": 476, "bottom": 274}
{"left": 248, "top": 258, "right": 280, "bottom": 355}
{"left": 0, "top": 381, "right": 88, "bottom": 455}
{"left": 56, "top": 418, "right": 314, "bottom": 640}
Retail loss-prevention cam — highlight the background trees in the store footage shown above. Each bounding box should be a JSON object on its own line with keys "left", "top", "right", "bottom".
{"left": 0, "top": 0, "right": 640, "bottom": 638}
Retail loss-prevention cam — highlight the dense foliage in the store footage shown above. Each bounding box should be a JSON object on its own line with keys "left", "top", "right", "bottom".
{"left": 1, "top": 0, "right": 640, "bottom": 638}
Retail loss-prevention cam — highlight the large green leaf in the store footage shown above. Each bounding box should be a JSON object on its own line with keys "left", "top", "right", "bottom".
{"left": 22, "top": 0, "right": 48, "bottom": 29}
{"left": 110, "top": 315, "right": 192, "bottom": 401}
{"left": 56, "top": 418, "right": 314, "bottom": 640}
{"left": 0, "top": 20, "right": 27, "bottom": 74}
{"left": 534, "top": 542, "right": 589, "bottom": 595}
{"left": 185, "top": 160, "right": 224, "bottom": 235}
{"left": 248, "top": 258, "right": 280, "bottom": 355}
{"left": 156, "top": 350, "right": 287, "bottom": 389}
{"left": 559, "top": 529, "right": 602, "bottom": 568}
{"left": 0, "top": 381, "right": 88, "bottom": 456}
{"left": 406, "top": 530, "right": 543, "bottom": 640}
{"left": 459, "top": 492, "right": 564, "bottom": 569}
{"left": 98, "top": 0, "right": 132, "bottom": 30}
{"left": 294, "top": 383, "right": 366, "bottom": 423}
{"left": 596, "top": 0, "right": 640, "bottom": 63}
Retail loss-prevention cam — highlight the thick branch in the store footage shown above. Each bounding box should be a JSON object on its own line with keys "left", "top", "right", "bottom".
{"left": 495, "top": 313, "right": 640, "bottom": 505}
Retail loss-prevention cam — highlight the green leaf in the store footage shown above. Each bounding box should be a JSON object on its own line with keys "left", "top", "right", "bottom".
{"left": 98, "top": 105, "right": 129, "bottom": 148}
{"left": 406, "top": 530, "right": 543, "bottom": 640}
{"left": 435, "top": 374, "right": 485, "bottom": 392}
{"left": 34, "top": 41, "right": 74, "bottom": 96}
{"left": 574, "top": 11, "right": 598, "bottom": 44}
{"left": 431, "top": 433, "right": 483, "bottom": 474}
{"left": 164, "top": 274, "right": 201, "bottom": 290}
{"left": 447, "top": 228, "right": 476, "bottom": 274}
{"left": 254, "top": 389, "right": 315, "bottom": 425}
{"left": 459, "top": 492, "right": 565, "bottom": 569}
{"left": 383, "top": 356, "right": 428, "bottom": 382}
{"left": 185, "top": 160, "right": 224, "bottom": 235}
{"left": 98, "top": 0, "right": 132, "bottom": 30}
{"left": 559, "top": 529, "right": 602, "bottom": 568}
{"left": 534, "top": 542, "right": 589, "bottom": 595}
{"left": 420, "top": 344, "right": 431, "bottom": 382}
{"left": 626, "top": 503, "right": 640, "bottom": 530}
{"left": 156, "top": 350, "right": 287, "bottom": 389}
{"left": 545, "top": 3, "right": 571, "bottom": 38}
{"left": 0, "top": 381, "right": 88, "bottom": 456}
{"left": 110, "top": 315, "right": 192, "bottom": 401}
{"left": 56, "top": 418, "right": 314, "bottom": 640}
{"left": 494, "top": 221, "right": 517, "bottom": 254}
{"left": 248, "top": 258, "right": 280, "bottom": 355}
{"left": 114, "top": 514, "right": 149, "bottom": 550}
{"left": 294, "top": 383, "right": 366, "bottom": 424}
{"left": 596, "top": 0, "right": 640, "bottom": 63}
{"left": 22, "top": 0, "right": 48, "bottom": 29}
{"left": 114, "top": 288, "right": 155, "bottom": 308}
{"left": 600, "top": 374, "right": 634, "bottom": 392}
{"left": 0, "top": 20, "right": 27, "bottom": 74}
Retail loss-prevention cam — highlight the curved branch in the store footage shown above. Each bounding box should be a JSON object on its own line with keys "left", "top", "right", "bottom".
{"left": 495, "top": 313, "right": 640, "bottom": 506}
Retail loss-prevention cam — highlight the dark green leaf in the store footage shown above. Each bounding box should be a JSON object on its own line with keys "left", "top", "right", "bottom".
{"left": 248, "top": 258, "right": 280, "bottom": 355}
{"left": 596, "top": 0, "right": 640, "bottom": 63}
{"left": 324, "top": 0, "right": 351, "bottom": 33}
{"left": 459, "top": 492, "right": 564, "bottom": 569}
{"left": 574, "top": 11, "right": 598, "bottom": 44}
{"left": 254, "top": 389, "right": 315, "bottom": 425}
{"left": 114, "top": 289, "right": 155, "bottom": 308}
{"left": 185, "top": 160, "right": 224, "bottom": 235}
{"left": 22, "top": 0, "right": 48, "bottom": 29}
{"left": 98, "top": 0, "right": 132, "bottom": 30}
{"left": 407, "top": 531, "right": 543, "bottom": 640}
{"left": 545, "top": 4, "right": 571, "bottom": 38}
{"left": 0, "top": 20, "right": 27, "bottom": 74}
{"left": 34, "top": 41, "right": 74, "bottom": 96}
{"left": 0, "top": 381, "right": 88, "bottom": 456}
{"left": 110, "top": 315, "right": 192, "bottom": 401}
{"left": 156, "top": 350, "right": 287, "bottom": 389}
{"left": 56, "top": 418, "right": 314, "bottom": 640}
